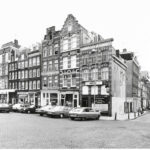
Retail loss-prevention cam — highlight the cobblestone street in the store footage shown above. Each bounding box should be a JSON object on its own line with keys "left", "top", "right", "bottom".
{"left": 0, "top": 111, "right": 150, "bottom": 148}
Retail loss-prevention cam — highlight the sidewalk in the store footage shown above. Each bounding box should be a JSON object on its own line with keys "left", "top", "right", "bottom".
{"left": 99, "top": 111, "right": 147, "bottom": 121}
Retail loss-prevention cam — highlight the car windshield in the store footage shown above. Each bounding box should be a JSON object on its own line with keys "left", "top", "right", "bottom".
{"left": 72, "top": 108, "right": 84, "bottom": 112}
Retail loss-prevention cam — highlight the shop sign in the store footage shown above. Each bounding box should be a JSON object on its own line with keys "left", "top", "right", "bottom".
{"left": 95, "top": 95, "right": 110, "bottom": 104}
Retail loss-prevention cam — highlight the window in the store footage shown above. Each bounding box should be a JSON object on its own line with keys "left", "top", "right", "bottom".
{"left": 82, "top": 86, "right": 89, "bottom": 95}
{"left": 63, "top": 57, "right": 68, "bottom": 69}
{"left": 15, "top": 72, "right": 17, "bottom": 79}
{"left": 43, "top": 77, "right": 47, "bottom": 87}
{"left": 14, "top": 63, "right": 17, "bottom": 70}
{"left": 54, "top": 60, "right": 58, "bottom": 71}
{"left": 9, "top": 83, "right": 11, "bottom": 89}
{"left": 91, "top": 86, "right": 98, "bottom": 95}
{"left": 54, "top": 75, "right": 58, "bottom": 87}
{"left": 71, "top": 55, "right": 76, "bottom": 68}
{"left": 26, "top": 81, "right": 28, "bottom": 90}
{"left": 18, "top": 62, "right": 20, "bottom": 69}
{"left": 48, "top": 61, "right": 52, "bottom": 71}
{"left": 25, "top": 60, "right": 28, "bottom": 68}
{"left": 15, "top": 82, "right": 17, "bottom": 89}
{"left": 71, "top": 36, "right": 77, "bottom": 49}
{"left": 68, "top": 25, "right": 72, "bottom": 31}
{"left": 82, "top": 70, "right": 89, "bottom": 81}
{"left": 48, "top": 76, "right": 52, "bottom": 87}
{"left": 91, "top": 68, "right": 98, "bottom": 80}
{"left": 71, "top": 74, "right": 76, "bottom": 87}
{"left": 43, "top": 47, "right": 48, "bottom": 57}
{"left": 101, "top": 67, "right": 109, "bottom": 80}
{"left": 18, "top": 71, "right": 21, "bottom": 79}
{"left": 33, "top": 57, "right": 36, "bottom": 66}
{"left": 43, "top": 93, "right": 45, "bottom": 98}
{"left": 22, "top": 71, "right": 24, "bottom": 79}
{"left": 49, "top": 46, "right": 53, "bottom": 56}
{"left": 29, "top": 81, "right": 32, "bottom": 90}
{"left": 22, "top": 61, "right": 24, "bottom": 68}
{"left": 43, "top": 61, "right": 47, "bottom": 72}
{"left": 22, "top": 82, "right": 24, "bottom": 90}
{"left": 9, "top": 73, "right": 12, "bottom": 80}
{"left": 29, "top": 70, "right": 32, "bottom": 78}
{"left": 12, "top": 64, "right": 14, "bottom": 70}
{"left": 19, "top": 82, "right": 21, "bottom": 90}
{"left": 102, "top": 50, "right": 109, "bottom": 62}
{"left": 37, "top": 80, "right": 40, "bottom": 89}
{"left": 25, "top": 70, "right": 28, "bottom": 78}
{"left": 63, "top": 75, "right": 68, "bottom": 87}
{"left": 37, "top": 69, "right": 40, "bottom": 77}
{"left": 82, "top": 57, "right": 88, "bottom": 65}
{"left": 91, "top": 56, "right": 97, "bottom": 64}
{"left": 63, "top": 40, "right": 68, "bottom": 51}
{"left": 33, "top": 81, "right": 36, "bottom": 89}
{"left": 37, "top": 57, "right": 40, "bottom": 66}
{"left": 29, "top": 58, "right": 32, "bottom": 67}
{"left": 54, "top": 44, "right": 59, "bottom": 55}
{"left": 33, "top": 69, "right": 36, "bottom": 77}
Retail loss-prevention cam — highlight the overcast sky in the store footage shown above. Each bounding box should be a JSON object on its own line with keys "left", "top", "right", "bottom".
{"left": 0, "top": 0, "right": 149, "bottom": 72}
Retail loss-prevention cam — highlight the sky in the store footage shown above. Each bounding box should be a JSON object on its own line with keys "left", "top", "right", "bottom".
{"left": 0, "top": 0, "right": 150, "bottom": 72}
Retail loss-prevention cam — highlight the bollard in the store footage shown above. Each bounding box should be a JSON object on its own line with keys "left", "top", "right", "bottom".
{"left": 114, "top": 112, "right": 117, "bottom": 120}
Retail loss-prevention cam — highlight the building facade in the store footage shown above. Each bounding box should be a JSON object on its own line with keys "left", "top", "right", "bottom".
{"left": 120, "top": 49, "right": 140, "bottom": 112}
{"left": 80, "top": 39, "right": 127, "bottom": 116}
{"left": 0, "top": 40, "right": 20, "bottom": 103}
{"left": 41, "top": 26, "right": 60, "bottom": 106}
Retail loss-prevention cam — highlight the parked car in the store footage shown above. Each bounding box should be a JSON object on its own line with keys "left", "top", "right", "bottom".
{"left": 19, "top": 104, "right": 36, "bottom": 113}
{"left": 12, "top": 103, "right": 24, "bottom": 112}
{"left": 0, "top": 103, "right": 11, "bottom": 113}
{"left": 69, "top": 107, "right": 101, "bottom": 120}
{"left": 47, "top": 106, "right": 73, "bottom": 118}
{"left": 35, "top": 105, "right": 55, "bottom": 116}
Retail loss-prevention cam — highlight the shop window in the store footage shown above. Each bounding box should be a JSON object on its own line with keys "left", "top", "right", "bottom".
{"left": 91, "top": 86, "right": 98, "bottom": 95}
{"left": 82, "top": 86, "right": 89, "bottom": 95}
{"left": 101, "top": 85, "right": 109, "bottom": 95}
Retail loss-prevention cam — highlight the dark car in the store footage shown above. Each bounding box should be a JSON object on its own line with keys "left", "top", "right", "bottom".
{"left": 20, "top": 104, "right": 36, "bottom": 113}
{"left": 0, "top": 103, "right": 11, "bottom": 113}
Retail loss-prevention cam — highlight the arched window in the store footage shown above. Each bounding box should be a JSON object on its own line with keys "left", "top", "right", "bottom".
{"left": 91, "top": 86, "right": 98, "bottom": 95}
{"left": 82, "top": 86, "right": 89, "bottom": 95}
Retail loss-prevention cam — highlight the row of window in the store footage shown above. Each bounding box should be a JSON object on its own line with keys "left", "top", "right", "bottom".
{"left": 28, "top": 57, "right": 40, "bottom": 67}
{"left": 43, "top": 60, "right": 58, "bottom": 72}
{"left": 9, "top": 69, "right": 40, "bottom": 80}
{"left": 62, "top": 55, "right": 77, "bottom": 69}
{"left": 82, "top": 68, "right": 109, "bottom": 81}
{"left": 43, "top": 44, "right": 59, "bottom": 57}
{"left": 43, "top": 75, "right": 58, "bottom": 88}
{"left": 9, "top": 80, "right": 40, "bottom": 90}
{"left": 62, "top": 36, "right": 77, "bottom": 52}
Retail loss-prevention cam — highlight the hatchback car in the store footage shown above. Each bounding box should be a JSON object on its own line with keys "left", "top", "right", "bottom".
{"left": 12, "top": 103, "right": 24, "bottom": 112}
{"left": 69, "top": 107, "right": 101, "bottom": 120}
{"left": 35, "top": 105, "right": 55, "bottom": 116}
{"left": 0, "top": 103, "right": 11, "bottom": 113}
{"left": 47, "top": 106, "right": 72, "bottom": 118}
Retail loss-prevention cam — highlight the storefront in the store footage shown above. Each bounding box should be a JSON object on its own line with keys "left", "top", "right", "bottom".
{"left": 0, "top": 89, "right": 16, "bottom": 104}
{"left": 41, "top": 90, "right": 60, "bottom": 106}
{"left": 17, "top": 92, "right": 28, "bottom": 104}
{"left": 60, "top": 91, "right": 79, "bottom": 107}
{"left": 28, "top": 92, "right": 41, "bottom": 107}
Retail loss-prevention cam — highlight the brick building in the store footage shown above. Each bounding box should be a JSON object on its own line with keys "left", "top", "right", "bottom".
{"left": 41, "top": 26, "right": 60, "bottom": 106}
{"left": 0, "top": 40, "right": 20, "bottom": 103}
{"left": 80, "top": 39, "right": 127, "bottom": 116}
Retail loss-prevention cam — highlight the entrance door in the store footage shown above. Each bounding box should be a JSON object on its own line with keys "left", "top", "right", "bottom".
{"left": 82, "top": 98, "right": 88, "bottom": 107}
{"left": 66, "top": 94, "right": 73, "bottom": 106}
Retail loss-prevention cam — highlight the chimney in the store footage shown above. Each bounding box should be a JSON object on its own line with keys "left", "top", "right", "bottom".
{"left": 123, "top": 48, "right": 127, "bottom": 52}
{"left": 116, "top": 50, "right": 120, "bottom": 57}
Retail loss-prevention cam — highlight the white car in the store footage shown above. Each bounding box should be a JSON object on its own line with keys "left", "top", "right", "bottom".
{"left": 69, "top": 107, "right": 101, "bottom": 120}
{"left": 12, "top": 104, "right": 24, "bottom": 112}
{"left": 36, "top": 105, "right": 55, "bottom": 116}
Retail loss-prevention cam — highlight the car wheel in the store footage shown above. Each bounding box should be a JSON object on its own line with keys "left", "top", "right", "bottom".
{"left": 70, "top": 117, "right": 74, "bottom": 120}
{"left": 96, "top": 115, "right": 100, "bottom": 120}
{"left": 60, "top": 114, "right": 64, "bottom": 118}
